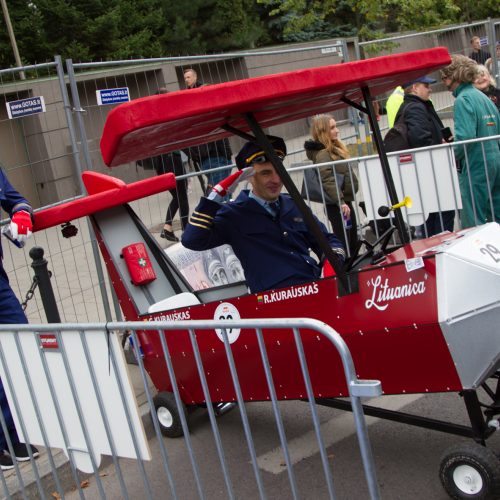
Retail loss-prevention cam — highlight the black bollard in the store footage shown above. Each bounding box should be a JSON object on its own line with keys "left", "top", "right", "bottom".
{"left": 29, "top": 246, "right": 61, "bottom": 323}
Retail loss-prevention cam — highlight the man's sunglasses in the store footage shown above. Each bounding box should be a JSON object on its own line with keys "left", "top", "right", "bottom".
{"left": 246, "top": 150, "right": 286, "bottom": 165}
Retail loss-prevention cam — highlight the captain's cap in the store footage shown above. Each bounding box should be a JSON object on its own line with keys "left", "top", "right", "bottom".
{"left": 235, "top": 136, "right": 287, "bottom": 170}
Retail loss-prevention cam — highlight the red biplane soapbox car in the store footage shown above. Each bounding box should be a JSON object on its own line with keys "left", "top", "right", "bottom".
{"left": 33, "top": 48, "right": 500, "bottom": 499}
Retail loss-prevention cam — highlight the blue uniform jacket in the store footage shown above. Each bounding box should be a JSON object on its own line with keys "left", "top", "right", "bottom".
{"left": 0, "top": 168, "right": 32, "bottom": 260}
{"left": 181, "top": 190, "right": 345, "bottom": 293}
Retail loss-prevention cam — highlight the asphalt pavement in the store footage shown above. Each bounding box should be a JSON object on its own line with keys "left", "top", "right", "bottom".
{"left": 57, "top": 386, "right": 500, "bottom": 500}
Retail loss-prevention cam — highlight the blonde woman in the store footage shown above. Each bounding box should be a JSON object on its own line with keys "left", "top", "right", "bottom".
{"left": 474, "top": 65, "right": 500, "bottom": 111}
{"left": 304, "top": 114, "right": 359, "bottom": 253}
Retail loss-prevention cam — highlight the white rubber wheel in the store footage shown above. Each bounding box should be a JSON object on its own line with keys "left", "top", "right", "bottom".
{"left": 157, "top": 406, "right": 174, "bottom": 429}
{"left": 153, "top": 392, "right": 187, "bottom": 438}
{"left": 453, "top": 463, "right": 484, "bottom": 495}
{"left": 439, "top": 442, "right": 500, "bottom": 499}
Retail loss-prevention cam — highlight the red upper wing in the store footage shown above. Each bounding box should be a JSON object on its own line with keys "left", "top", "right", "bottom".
{"left": 100, "top": 48, "right": 451, "bottom": 167}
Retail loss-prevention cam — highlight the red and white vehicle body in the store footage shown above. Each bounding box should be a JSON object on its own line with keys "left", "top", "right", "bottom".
{"left": 31, "top": 46, "right": 500, "bottom": 401}
{"left": 31, "top": 47, "right": 500, "bottom": 498}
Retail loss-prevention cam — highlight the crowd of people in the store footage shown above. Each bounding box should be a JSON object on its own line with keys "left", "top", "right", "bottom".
{"left": 378, "top": 43, "right": 500, "bottom": 234}
{"left": 163, "top": 37, "right": 499, "bottom": 248}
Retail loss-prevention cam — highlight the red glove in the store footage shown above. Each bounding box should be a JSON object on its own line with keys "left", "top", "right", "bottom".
{"left": 208, "top": 167, "right": 254, "bottom": 202}
{"left": 10, "top": 210, "right": 33, "bottom": 243}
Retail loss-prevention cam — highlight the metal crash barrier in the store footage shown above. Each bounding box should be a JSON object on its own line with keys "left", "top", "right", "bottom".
{"left": 0, "top": 319, "right": 381, "bottom": 500}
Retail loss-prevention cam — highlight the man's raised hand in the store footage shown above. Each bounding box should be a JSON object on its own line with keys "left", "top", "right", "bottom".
{"left": 208, "top": 167, "right": 254, "bottom": 202}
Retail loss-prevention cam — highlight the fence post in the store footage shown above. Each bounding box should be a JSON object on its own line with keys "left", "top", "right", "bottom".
{"left": 29, "top": 246, "right": 61, "bottom": 323}
{"left": 65, "top": 58, "right": 94, "bottom": 172}
{"left": 63, "top": 58, "right": 115, "bottom": 322}
{"left": 54, "top": 55, "right": 85, "bottom": 196}
{"left": 487, "top": 18, "right": 498, "bottom": 80}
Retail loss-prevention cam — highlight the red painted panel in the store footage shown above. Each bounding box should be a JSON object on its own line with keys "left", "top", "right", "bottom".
{"left": 33, "top": 172, "right": 176, "bottom": 231}
{"left": 138, "top": 251, "right": 462, "bottom": 404}
{"left": 100, "top": 48, "right": 451, "bottom": 167}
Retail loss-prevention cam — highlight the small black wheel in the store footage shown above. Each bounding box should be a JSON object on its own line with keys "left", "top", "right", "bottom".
{"left": 153, "top": 392, "right": 187, "bottom": 438}
{"left": 439, "top": 442, "right": 500, "bottom": 499}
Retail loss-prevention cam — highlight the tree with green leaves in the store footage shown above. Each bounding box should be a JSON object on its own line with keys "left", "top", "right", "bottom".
{"left": 0, "top": 0, "right": 498, "bottom": 66}
{"left": 0, "top": 0, "right": 265, "bottom": 65}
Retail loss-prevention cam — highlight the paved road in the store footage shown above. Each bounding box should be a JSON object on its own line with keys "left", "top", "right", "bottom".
{"left": 63, "top": 390, "right": 500, "bottom": 499}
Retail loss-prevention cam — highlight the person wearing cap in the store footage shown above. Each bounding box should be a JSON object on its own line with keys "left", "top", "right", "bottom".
{"left": 394, "top": 75, "right": 455, "bottom": 236}
{"left": 181, "top": 137, "right": 345, "bottom": 294}
{"left": 182, "top": 68, "right": 233, "bottom": 195}
{"left": 441, "top": 55, "right": 500, "bottom": 228}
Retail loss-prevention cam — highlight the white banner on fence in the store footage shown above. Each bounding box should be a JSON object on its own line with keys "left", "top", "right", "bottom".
{"left": 0, "top": 329, "right": 150, "bottom": 473}
{"left": 359, "top": 146, "right": 462, "bottom": 226}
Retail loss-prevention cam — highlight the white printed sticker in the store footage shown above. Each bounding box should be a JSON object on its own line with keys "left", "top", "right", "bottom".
{"left": 214, "top": 302, "right": 241, "bottom": 344}
{"left": 405, "top": 257, "right": 424, "bottom": 272}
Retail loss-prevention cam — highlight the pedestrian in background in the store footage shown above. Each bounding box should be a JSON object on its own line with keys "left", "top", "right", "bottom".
{"left": 151, "top": 152, "right": 189, "bottom": 242}
{"left": 305, "top": 114, "right": 359, "bottom": 255}
{"left": 137, "top": 88, "right": 189, "bottom": 242}
{"left": 183, "top": 68, "right": 203, "bottom": 89}
{"left": 182, "top": 68, "right": 233, "bottom": 196}
{"left": 474, "top": 65, "right": 500, "bottom": 112}
{"left": 469, "top": 36, "right": 491, "bottom": 65}
{"left": 441, "top": 55, "right": 500, "bottom": 228}
{"left": 0, "top": 168, "right": 39, "bottom": 470}
{"left": 484, "top": 43, "right": 500, "bottom": 81}
{"left": 386, "top": 86, "right": 405, "bottom": 128}
{"left": 395, "top": 76, "right": 455, "bottom": 235}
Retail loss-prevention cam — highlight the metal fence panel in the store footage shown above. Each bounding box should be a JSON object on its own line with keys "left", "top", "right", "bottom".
{"left": 0, "top": 319, "right": 381, "bottom": 500}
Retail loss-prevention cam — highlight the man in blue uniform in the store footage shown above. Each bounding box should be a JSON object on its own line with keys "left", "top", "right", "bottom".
{"left": 0, "top": 167, "right": 39, "bottom": 469}
{"left": 181, "top": 137, "right": 345, "bottom": 293}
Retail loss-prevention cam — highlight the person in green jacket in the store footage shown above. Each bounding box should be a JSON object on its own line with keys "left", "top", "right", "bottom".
{"left": 441, "top": 55, "right": 500, "bottom": 228}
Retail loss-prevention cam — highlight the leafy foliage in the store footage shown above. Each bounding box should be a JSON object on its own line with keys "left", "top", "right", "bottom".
{"left": 0, "top": 0, "right": 498, "bottom": 66}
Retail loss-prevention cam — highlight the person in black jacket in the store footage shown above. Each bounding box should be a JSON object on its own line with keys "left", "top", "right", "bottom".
{"left": 138, "top": 88, "right": 189, "bottom": 242}
{"left": 395, "top": 76, "right": 455, "bottom": 236}
{"left": 183, "top": 68, "right": 203, "bottom": 89}
{"left": 154, "top": 152, "right": 189, "bottom": 241}
{"left": 469, "top": 36, "right": 491, "bottom": 65}
{"left": 182, "top": 68, "right": 233, "bottom": 195}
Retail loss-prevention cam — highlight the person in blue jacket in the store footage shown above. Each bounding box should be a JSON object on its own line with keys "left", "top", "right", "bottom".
{"left": 181, "top": 137, "right": 346, "bottom": 294}
{"left": 0, "top": 167, "right": 39, "bottom": 470}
